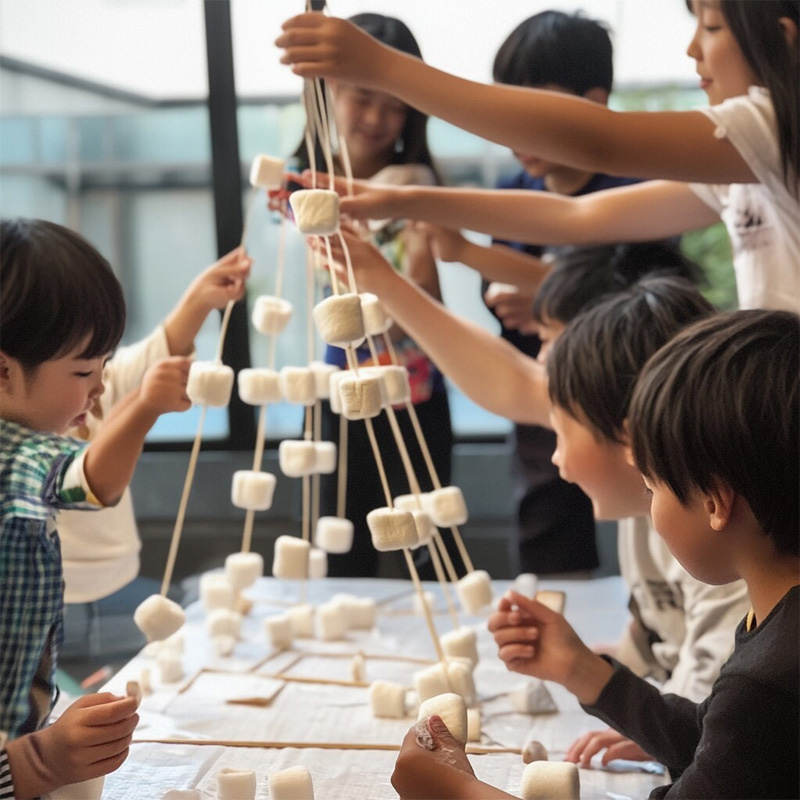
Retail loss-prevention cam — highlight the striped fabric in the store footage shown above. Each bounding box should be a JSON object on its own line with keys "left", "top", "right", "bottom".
{"left": 0, "top": 749, "right": 13, "bottom": 799}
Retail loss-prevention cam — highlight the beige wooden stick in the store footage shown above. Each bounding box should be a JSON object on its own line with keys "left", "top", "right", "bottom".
{"left": 267, "top": 673, "right": 369, "bottom": 689}
{"left": 311, "top": 400, "right": 322, "bottom": 533}
{"left": 249, "top": 648, "right": 299, "bottom": 674}
{"left": 427, "top": 540, "right": 459, "bottom": 629}
{"left": 432, "top": 528, "right": 460, "bottom": 585}
{"left": 240, "top": 403, "right": 269, "bottom": 554}
{"left": 402, "top": 549, "right": 446, "bottom": 665}
{"left": 160, "top": 406, "right": 207, "bottom": 597}
{"left": 302, "top": 406, "right": 313, "bottom": 543}
{"left": 336, "top": 415, "right": 348, "bottom": 518}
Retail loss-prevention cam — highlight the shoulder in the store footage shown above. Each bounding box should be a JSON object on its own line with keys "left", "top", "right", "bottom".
{"left": 370, "top": 163, "right": 436, "bottom": 187}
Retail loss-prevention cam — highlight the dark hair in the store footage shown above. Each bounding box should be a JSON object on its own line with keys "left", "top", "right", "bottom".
{"left": 630, "top": 309, "right": 799, "bottom": 555}
{"left": 293, "top": 13, "right": 440, "bottom": 182}
{"left": 547, "top": 276, "right": 714, "bottom": 442}
{"left": 687, "top": 0, "right": 799, "bottom": 195}
{"left": 493, "top": 10, "right": 613, "bottom": 94}
{"left": 0, "top": 218, "right": 125, "bottom": 371}
{"left": 533, "top": 241, "right": 703, "bottom": 325}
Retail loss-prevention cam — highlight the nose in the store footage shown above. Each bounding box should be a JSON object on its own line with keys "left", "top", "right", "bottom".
{"left": 90, "top": 375, "right": 105, "bottom": 399}
{"left": 686, "top": 24, "right": 702, "bottom": 61}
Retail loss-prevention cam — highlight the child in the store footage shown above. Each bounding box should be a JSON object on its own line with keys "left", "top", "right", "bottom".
{"left": 58, "top": 246, "right": 251, "bottom": 603}
{"left": 0, "top": 218, "right": 192, "bottom": 798}
{"left": 393, "top": 308, "right": 799, "bottom": 799}
{"left": 277, "top": 0, "right": 799, "bottom": 312}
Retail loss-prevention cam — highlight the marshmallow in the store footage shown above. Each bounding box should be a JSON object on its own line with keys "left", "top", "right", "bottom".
{"left": 290, "top": 188, "right": 340, "bottom": 235}
{"left": 309, "top": 547, "right": 328, "bottom": 579}
{"left": 338, "top": 375, "right": 384, "bottom": 420}
{"left": 249, "top": 154, "right": 285, "bottom": 190}
{"left": 327, "top": 371, "right": 350, "bottom": 415}
{"left": 156, "top": 650, "right": 183, "bottom": 683}
{"left": 360, "top": 292, "right": 392, "bottom": 336}
{"left": 512, "top": 572, "right": 539, "bottom": 599}
{"left": 186, "top": 361, "right": 234, "bottom": 408}
{"left": 316, "top": 600, "right": 347, "bottom": 641}
{"left": 380, "top": 365, "right": 411, "bottom": 405}
{"left": 426, "top": 486, "right": 468, "bottom": 527}
{"left": 134, "top": 595, "right": 186, "bottom": 642}
{"left": 237, "top": 368, "right": 282, "bottom": 406}
{"left": 231, "top": 470, "right": 276, "bottom": 511}
{"left": 272, "top": 535, "right": 310, "bottom": 580}
{"left": 200, "top": 573, "right": 235, "bottom": 612}
{"left": 264, "top": 613, "right": 293, "bottom": 650}
{"left": 217, "top": 768, "right": 257, "bottom": 800}
{"left": 236, "top": 593, "right": 253, "bottom": 616}
{"left": 314, "top": 516, "right": 354, "bottom": 554}
{"left": 410, "top": 510, "right": 435, "bottom": 549}
{"left": 535, "top": 590, "right": 566, "bottom": 615}
{"left": 332, "top": 593, "right": 376, "bottom": 629}
{"left": 309, "top": 360, "right": 340, "bottom": 399}
{"left": 467, "top": 708, "right": 481, "bottom": 742}
{"left": 213, "top": 634, "right": 236, "bottom": 657}
{"left": 279, "top": 440, "right": 317, "bottom": 478}
{"left": 417, "top": 692, "right": 467, "bottom": 744}
{"left": 456, "top": 570, "right": 493, "bottom": 615}
{"left": 49, "top": 777, "right": 105, "bottom": 800}
{"left": 446, "top": 658, "right": 476, "bottom": 707}
{"left": 279, "top": 366, "right": 316, "bottom": 406}
{"left": 313, "top": 441, "right": 337, "bottom": 474}
{"left": 287, "top": 603, "right": 315, "bottom": 637}
{"left": 520, "top": 762, "right": 579, "bottom": 800}
{"left": 441, "top": 627, "right": 479, "bottom": 667}
{"left": 522, "top": 740, "right": 549, "bottom": 764}
{"left": 252, "top": 295, "right": 293, "bottom": 336}
{"left": 224, "top": 551, "right": 264, "bottom": 590}
{"left": 351, "top": 652, "right": 366, "bottom": 682}
{"left": 126, "top": 680, "right": 142, "bottom": 708}
{"left": 207, "top": 609, "right": 242, "bottom": 639}
{"left": 268, "top": 766, "right": 314, "bottom": 800}
{"left": 162, "top": 791, "right": 201, "bottom": 800}
{"left": 510, "top": 680, "right": 558, "bottom": 714}
{"left": 393, "top": 493, "right": 428, "bottom": 513}
{"left": 369, "top": 680, "right": 407, "bottom": 718}
{"left": 413, "top": 662, "right": 450, "bottom": 704}
{"left": 367, "top": 507, "right": 418, "bottom": 551}
{"left": 312, "top": 294, "right": 366, "bottom": 347}
{"left": 140, "top": 667, "right": 152, "bottom": 694}
{"left": 413, "top": 591, "right": 435, "bottom": 616}
{"left": 359, "top": 367, "right": 389, "bottom": 408}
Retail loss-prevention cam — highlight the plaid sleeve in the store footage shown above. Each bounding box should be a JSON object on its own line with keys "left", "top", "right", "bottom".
{"left": 0, "top": 750, "right": 14, "bottom": 800}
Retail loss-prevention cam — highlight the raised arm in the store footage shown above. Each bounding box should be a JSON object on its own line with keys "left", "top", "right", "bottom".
{"left": 277, "top": 14, "right": 755, "bottom": 184}
{"left": 322, "top": 231, "right": 551, "bottom": 427}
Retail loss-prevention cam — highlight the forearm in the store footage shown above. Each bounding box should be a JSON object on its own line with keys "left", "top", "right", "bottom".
{"left": 371, "top": 269, "right": 551, "bottom": 426}
{"left": 460, "top": 241, "right": 550, "bottom": 291}
{"left": 163, "top": 297, "right": 207, "bottom": 356}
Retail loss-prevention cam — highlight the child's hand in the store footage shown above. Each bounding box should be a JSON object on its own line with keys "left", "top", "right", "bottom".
{"left": 484, "top": 284, "right": 538, "bottom": 334}
{"left": 566, "top": 727, "right": 654, "bottom": 768}
{"left": 277, "top": 14, "right": 388, "bottom": 86}
{"left": 391, "top": 715, "right": 476, "bottom": 800}
{"left": 182, "top": 247, "right": 251, "bottom": 315}
{"left": 416, "top": 223, "right": 468, "bottom": 263}
{"left": 312, "top": 225, "right": 396, "bottom": 295}
{"left": 488, "top": 591, "right": 612, "bottom": 703}
{"left": 138, "top": 356, "right": 191, "bottom": 416}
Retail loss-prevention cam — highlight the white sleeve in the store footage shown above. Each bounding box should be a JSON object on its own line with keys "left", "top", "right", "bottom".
{"left": 660, "top": 574, "right": 751, "bottom": 702}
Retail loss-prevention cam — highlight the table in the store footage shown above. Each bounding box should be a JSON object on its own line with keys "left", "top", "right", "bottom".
{"left": 98, "top": 575, "right": 665, "bottom": 799}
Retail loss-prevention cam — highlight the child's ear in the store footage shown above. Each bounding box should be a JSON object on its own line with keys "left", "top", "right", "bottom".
{"left": 0, "top": 352, "right": 11, "bottom": 383}
{"left": 704, "top": 481, "right": 736, "bottom": 531}
{"left": 620, "top": 419, "right": 635, "bottom": 466}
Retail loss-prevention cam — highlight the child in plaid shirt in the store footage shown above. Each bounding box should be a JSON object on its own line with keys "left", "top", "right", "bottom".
{"left": 0, "top": 219, "right": 192, "bottom": 799}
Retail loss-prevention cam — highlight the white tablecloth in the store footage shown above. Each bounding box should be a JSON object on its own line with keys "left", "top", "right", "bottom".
{"left": 98, "top": 576, "right": 664, "bottom": 799}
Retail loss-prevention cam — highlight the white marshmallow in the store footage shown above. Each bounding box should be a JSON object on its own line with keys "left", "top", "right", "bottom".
{"left": 413, "top": 662, "right": 450, "bottom": 704}
{"left": 126, "top": 680, "right": 142, "bottom": 708}
{"left": 313, "top": 441, "right": 337, "bottom": 474}
{"left": 279, "top": 440, "right": 317, "bottom": 478}
{"left": 206, "top": 609, "right": 242, "bottom": 639}
{"left": 522, "top": 739, "right": 549, "bottom": 764}
{"left": 231, "top": 470, "right": 276, "bottom": 511}
{"left": 535, "top": 590, "right": 566, "bottom": 615}
{"left": 224, "top": 551, "right": 264, "bottom": 590}
{"left": 213, "top": 634, "right": 236, "bottom": 657}
{"left": 156, "top": 651, "right": 183, "bottom": 683}
{"left": 446, "top": 658, "right": 476, "bottom": 707}
{"left": 49, "top": 777, "right": 104, "bottom": 800}
{"left": 510, "top": 680, "right": 558, "bottom": 714}
{"left": 252, "top": 295, "right": 292, "bottom": 336}
{"left": 467, "top": 708, "right": 481, "bottom": 742}
{"left": 380, "top": 365, "right": 411, "bottom": 405}
{"left": 360, "top": 292, "right": 392, "bottom": 336}
{"left": 332, "top": 593, "right": 376, "bottom": 629}
{"left": 338, "top": 375, "right": 384, "bottom": 420}
{"left": 328, "top": 371, "right": 349, "bottom": 415}
{"left": 134, "top": 595, "right": 185, "bottom": 642}
{"left": 512, "top": 572, "right": 539, "bottom": 599}
{"left": 199, "top": 573, "right": 235, "bottom": 612}
{"left": 426, "top": 486, "right": 468, "bottom": 527}
{"left": 237, "top": 368, "right": 282, "bottom": 406}
{"left": 316, "top": 600, "right": 347, "bottom": 641}
{"left": 272, "top": 535, "right": 310, "bottom": 580}
{"left": 309, "top": 360, "right": 340, "bottom": 399}
{"left": 410, "top": 510, "right": 435, "bottom": 549}
{"left": 312, "top": 294, "right": 365, "bottom": 347}
{"left": 359, "top": 367, "right": 389, "bottom": 408}
{"left": 287, "top": 603, "right": 315, "bottom": 637}
{"left": 417, "top": 692, "right": 467, "bottom": 744}
{"left": 520, "top": 762, "right": 579, "bottom": 800}
{"left": 413, "top": 591, "right": 435, "bottom": 616}
{"left": 441, "top": 627, "right": 479, "bottom": 667}
{"left": 351, "top": 652, "right": 366, "bottom": 682}
{"left": 139, "top": 667, "right": 152, "bottom": 694}
{"left": 162, "top": 791, "right": 201, "bottom": 800}
{"left": 249, "top": 154, "right": 285, "bottom": 190}
{"left": 236, "top": 593, "right": 253, "bottom": 616}
{"left": 456, "top": 570, "right": 493, "bottom": 615}
{"left": 309, "top": 547, "right": 328, "bottom": 579}
{"left": 217, "top": 768, "right": 257, "bottom": 800}
{"left": 393, "top": 493, "right": 428, "bottom": 513}
{"left": 268, "top": 765, "right": 314, "bottom": 800}
{"left": 279, "top": 366, "right": 316, "bottom": 406}
{"left": 186, "top": 361, "right": 234, "bottom": 408}
{"left": 314, "top": 516, "right": 354, "bottom": 554}
{"left": 367, "top": 507, "right": 418, "bottom": 551}
{"left": 290, "top": 188, "right": 340, "bottom": 235}
{"left": 369, "top": 680, "right": 407, "bottom": 719}
{"left": 263, "top": 614, "right": 293, "bottom": 650}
